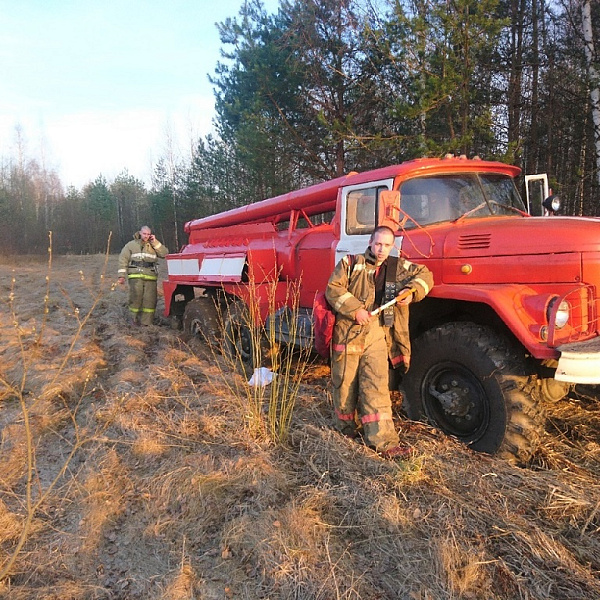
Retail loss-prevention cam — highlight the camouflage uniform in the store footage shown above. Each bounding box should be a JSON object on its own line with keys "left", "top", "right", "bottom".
{"left": 118, "top": 233, "right": 168, "bottom": 325}
{"left": 325, "top": 252, "right": 433, "bottom": 450}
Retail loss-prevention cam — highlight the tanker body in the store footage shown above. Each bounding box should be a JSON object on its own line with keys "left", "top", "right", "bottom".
{"left": 164, "top": 156, "right": 600, "bottom": 463}
{"left": 163, "top": 178, "right": 342, "bottom": 328}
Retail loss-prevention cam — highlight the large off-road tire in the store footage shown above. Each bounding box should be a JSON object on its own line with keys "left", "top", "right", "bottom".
{"left": 223, "top": 301, "right": 258, "bottom": 378}
{"left": 402, "top": 322, "right": 544, "bottom": 464}
{"left": 182, "top": 296, "right": 221, "bottom": 341}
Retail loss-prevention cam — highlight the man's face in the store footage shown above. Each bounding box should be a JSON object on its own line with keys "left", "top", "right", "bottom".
{"left": 140, "top": 228, "right": 152, "bottom": 242}
{"left": 370, "top": 230, "right": 395, "bottom": 265}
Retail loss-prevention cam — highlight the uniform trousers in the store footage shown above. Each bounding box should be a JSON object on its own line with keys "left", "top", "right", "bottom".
{"left": 331, "top": 321, "right": 399, "bottom": 451}
{"left": 128, "top": 276, "right": 158, "bottom": 325}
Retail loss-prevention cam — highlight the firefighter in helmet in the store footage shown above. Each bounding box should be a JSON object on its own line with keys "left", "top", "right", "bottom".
{"left": 118, "top": 226, "right": 168, "bottom": 326}
{"left": 326, "top": 225, "right": 433, "bottom": 458}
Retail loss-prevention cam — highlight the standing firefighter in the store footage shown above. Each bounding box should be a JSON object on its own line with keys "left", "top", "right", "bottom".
{"left": 326, "top": 226, "right": 433, "bottom": 458}
{"left": 118, "top": 226, "right": 168, "bottom": 326}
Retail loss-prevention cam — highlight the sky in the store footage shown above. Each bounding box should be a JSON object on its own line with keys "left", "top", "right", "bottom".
{"left": 0, "top": 0, "right": 280, "bottom": 189}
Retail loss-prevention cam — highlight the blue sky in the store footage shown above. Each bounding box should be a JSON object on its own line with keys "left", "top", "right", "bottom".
{"left": 0, "top": 0, "right": 280, "bottom": 188}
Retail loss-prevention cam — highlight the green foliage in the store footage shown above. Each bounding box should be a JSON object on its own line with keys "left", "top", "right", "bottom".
{"left": 110, "top": 170, "right": 150, "bottom": 247}
{"left": 212, "top": 0, "right": 306, "bottom": 198}
{"left": 84, "top": 175, "right": 113, "bottom": 222}
{"left": 204, "top": 0, "right": 519, "bottom": 202}
{"left": 52, "top": 186, "right": 84, "bottom": 253}
{"left": 149, "top": 156, "right": 188, "bottom": 251}
{"left": 381, "top": 0, "right": 507, "bottom": 158}
{"left": 196, "top": 0, "right": 598, "bottom": 214}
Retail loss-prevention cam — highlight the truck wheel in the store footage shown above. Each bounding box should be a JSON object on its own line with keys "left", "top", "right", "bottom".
{"left": 182, "top": 297, "right": 220, "bottom": 341}
{"left": 402, "top": 322, "right": 544, "bottom": 464}
{"left": 223, "top": 301, "right": 258, "bottom": 378}
{"left": 170, "top": 315, "right": 183, "bottom": 330}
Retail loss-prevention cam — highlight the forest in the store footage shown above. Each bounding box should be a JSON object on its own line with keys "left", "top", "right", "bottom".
{"left": 1, "top": 0, "right": 599, "bottom": 256}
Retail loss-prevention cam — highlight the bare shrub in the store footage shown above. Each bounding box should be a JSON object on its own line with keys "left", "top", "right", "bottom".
{"left": 0, "top": 237, "right": 114, "bottom": 583}
{"left": 199, "top": 273, "right": 313, "bottom": 446}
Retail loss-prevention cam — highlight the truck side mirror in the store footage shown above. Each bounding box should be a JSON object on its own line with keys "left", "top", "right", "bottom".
{"left": 378, "top": 190, "right": 402, "bottom": 229}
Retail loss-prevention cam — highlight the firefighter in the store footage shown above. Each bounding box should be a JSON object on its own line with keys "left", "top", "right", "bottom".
{"left": 118, "top": 226, "right": 168, "bottom": 326}
{"left": 326, "top": 225, "right": 433, "bottom": 458}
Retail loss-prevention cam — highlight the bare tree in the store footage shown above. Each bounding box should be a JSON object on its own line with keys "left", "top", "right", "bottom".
{"left": 160, "top": 122, "right": 185, "bottom": 248}
{"left": 581, "top": 0, "right": 600, "bottom": 189}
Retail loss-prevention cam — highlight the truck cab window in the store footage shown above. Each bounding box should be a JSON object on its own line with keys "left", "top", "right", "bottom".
{"left": 399, "top": 174, "right": 526, "bottom": 227}
{"left": 400, "top": 177, "right": 463, "bottom": 226}
{"left": 345, "top": 188, "right": 377, "bottom": 235}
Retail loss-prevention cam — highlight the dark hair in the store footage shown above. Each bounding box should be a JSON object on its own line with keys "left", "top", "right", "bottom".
{"left": 370, "top": 225, "right": 395, "bottom": 241}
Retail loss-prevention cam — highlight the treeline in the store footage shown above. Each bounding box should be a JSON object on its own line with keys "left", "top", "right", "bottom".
{"left": 1, "top": 0, "right": 598, "bottom": 256}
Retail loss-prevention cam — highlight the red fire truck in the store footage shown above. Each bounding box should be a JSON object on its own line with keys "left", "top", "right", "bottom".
{"left": 163, "top": 156, "right": 600, "bottom": 462}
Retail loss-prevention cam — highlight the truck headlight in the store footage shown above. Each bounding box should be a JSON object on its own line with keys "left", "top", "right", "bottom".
{"left": 548, "top": 297, "right": 569, "bottom": 329}
{"left": 542, "top": 195, "right": 561, "bottom": 214}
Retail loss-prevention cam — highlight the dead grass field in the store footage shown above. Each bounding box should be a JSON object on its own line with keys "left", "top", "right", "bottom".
{"left": 0, "top": 254, "right": 599, "bottom": 600}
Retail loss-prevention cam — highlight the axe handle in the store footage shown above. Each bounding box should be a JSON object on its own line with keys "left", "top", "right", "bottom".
{"left": 369, "top": 288, "right": 414, "bottom": 317}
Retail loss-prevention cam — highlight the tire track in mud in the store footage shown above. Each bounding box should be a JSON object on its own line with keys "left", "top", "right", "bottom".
{"left": 86, "top": 296, "right": 179, "bottom": 401}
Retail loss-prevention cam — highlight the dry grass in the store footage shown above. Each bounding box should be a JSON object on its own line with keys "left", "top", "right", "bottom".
{"left": 196, "top": 275, "right": 313, "bottom": 446}
{"left": 0, "top": 255, "right": 599, "bottom": 599}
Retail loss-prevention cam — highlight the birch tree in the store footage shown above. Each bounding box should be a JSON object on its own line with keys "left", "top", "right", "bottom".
{"left": 581, "top": 0, "right": 600, "bottom": 190}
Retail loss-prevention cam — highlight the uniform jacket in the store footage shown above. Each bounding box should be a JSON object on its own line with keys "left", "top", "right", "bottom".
{"left": 118, "top": 233, "right": 169, "bottom": 281}
{"left": 325, "top": 250, "right": 433, "bottom": 369}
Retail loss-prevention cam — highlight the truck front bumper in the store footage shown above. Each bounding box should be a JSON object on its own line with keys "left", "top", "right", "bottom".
{"left": 555, "top": 336, "right": 600, "bottom": 384}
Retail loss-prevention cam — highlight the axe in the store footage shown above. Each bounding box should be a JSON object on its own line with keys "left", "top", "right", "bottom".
{"left": 370, "top": 288, "right": 415, "bottom": 317}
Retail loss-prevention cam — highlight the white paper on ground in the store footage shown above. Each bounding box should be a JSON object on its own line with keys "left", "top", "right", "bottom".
{"left": 248, "top": 367, "right": 275, "bottom": 387}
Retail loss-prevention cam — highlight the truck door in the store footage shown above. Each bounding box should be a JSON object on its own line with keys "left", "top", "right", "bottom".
{"left": 524, "top": 174, "right": 549, "bottom": 216}
{"left": 335, "top": 178, "right": 396, "bottom": 265}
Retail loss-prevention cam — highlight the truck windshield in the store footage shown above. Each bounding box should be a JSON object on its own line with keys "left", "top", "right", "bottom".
{"left": 399, "top": 174, "right": 526, "bottom": 228}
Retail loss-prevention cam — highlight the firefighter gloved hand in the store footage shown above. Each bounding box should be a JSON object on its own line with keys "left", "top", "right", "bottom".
{"left": 396, "top": 288, "right": 414, "bottom": 305}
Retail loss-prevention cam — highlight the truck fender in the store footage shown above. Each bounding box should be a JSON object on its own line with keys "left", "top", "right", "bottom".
{"left": 429, "top": 284, "right": 560, "bottom": 361}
